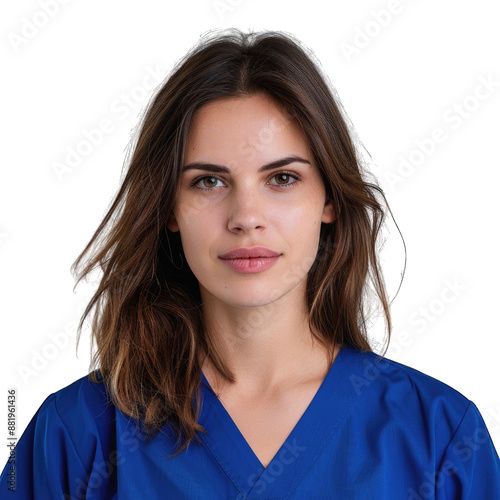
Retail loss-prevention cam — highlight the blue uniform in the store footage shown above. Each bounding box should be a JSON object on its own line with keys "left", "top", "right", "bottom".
{"left": 1, "top": 345, "right": 499, "bottom": 499}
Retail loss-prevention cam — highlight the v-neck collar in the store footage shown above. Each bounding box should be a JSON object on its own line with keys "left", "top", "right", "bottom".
{"left": 197, "top": 345, "right": 366, "bottom": 498}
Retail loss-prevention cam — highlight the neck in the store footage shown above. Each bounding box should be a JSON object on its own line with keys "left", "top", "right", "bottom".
{"left": 199, "top": 285, "right": 333, "bottom": 396}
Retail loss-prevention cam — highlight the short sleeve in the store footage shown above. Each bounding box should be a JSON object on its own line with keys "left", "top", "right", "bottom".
{"left": 0, "top": 394, "right": 90, "bottom": 499}
{"left": 436, "top": 400, "right": 500, "bottom": 499}
{"left": 0, "top": 391, "right": 117, "bottom": 500}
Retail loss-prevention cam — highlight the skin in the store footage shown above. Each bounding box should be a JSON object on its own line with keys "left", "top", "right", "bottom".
{"left": 167, "top": 93, "right": 340, "bottom": 467}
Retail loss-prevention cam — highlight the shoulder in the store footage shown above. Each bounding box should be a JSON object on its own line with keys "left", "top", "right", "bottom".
{"left": 338, "top": 347, "right": 500, "bottom": 494}
{"left": 346, "top": 347, "right": 470, "bottom": 404}
{"left": 374, "top": 350, "right": 458, "bottom": 393}
{"left": 48, "top": 369, "right": 113, "bottom": 422}
{"left": 0, "top": 370, "right": 119, "bottom": 497}
{"left": 343, "top": 346, "right": 474, "bottom": 438}
{"left": 344, "top": 347, "right": 500, "bottom": 460}
{"left": 32, "top": 369, "right": 117, "bottom": 455}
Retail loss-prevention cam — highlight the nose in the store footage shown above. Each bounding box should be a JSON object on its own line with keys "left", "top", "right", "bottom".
{"left": 226, "top": 188, "right": 267, "bottom": 233}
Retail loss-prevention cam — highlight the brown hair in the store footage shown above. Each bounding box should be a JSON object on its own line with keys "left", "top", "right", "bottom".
{"left": 71, "top": 28, "right": 401, "bottom": 455}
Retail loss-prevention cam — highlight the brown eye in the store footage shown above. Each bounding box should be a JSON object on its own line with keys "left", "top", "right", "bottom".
{"left": 202, "top": 177, "right": 218, "bottom": 188}
{"left": 274, "top": 173, "right": 290, "bottom": 185}
{"left": 268, "top": 172, "right": 300, "bottom": 187}
{"left": 192, "top": 176, "right": 225, "bottom": 190}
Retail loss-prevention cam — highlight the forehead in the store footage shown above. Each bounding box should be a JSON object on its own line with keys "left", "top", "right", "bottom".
{"left": 184, "top": 94, "right": 312, "bottom": 166}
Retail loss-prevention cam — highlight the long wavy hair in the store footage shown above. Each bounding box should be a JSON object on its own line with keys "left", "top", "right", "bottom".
{"left": 71, "top": 28, "right": 401, "bottom": 455}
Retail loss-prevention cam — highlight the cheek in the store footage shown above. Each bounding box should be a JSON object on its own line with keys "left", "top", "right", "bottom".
{"left": 174, "top": 188, "right": 217, "bottom": 220}
{"left": 282, "top": 200, "right": 324, "bottom": 261}
{"left": 281, "top": 199, "right": 324, "bottom": 231}
{"left": 177, "top": 207, "right": 220, "bottom": 253}
{"left": 176, "top": 195, "right": 208, "bottom": 227}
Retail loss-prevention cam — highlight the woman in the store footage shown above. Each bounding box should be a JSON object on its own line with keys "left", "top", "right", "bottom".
{"left": 1, "top": 28, "right": 499, "bottom": 499}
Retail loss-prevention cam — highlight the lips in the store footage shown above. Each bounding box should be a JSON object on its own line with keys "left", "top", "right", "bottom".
{"left": 219, "top": 246, "right": 281, "bottom": 260}
{"left": 218, "top": 247, "right": 281, "bottom": 274}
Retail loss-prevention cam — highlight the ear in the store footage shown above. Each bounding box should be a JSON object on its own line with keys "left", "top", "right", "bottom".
{"left": 321, "top": 198, "right": 336, "bottom": 224}
{"left": 167, "top": 212, "right": 179, "bottom": 232}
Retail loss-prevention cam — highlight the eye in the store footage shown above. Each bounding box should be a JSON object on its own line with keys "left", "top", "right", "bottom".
{"left": 191, "top": 175, "right": 225, "bottom": 190}
{"left": 190, "top": 171, "right": 301, "bottom": 190}
{"left": 267, "top": 171, "right": 301, "bottom": 188}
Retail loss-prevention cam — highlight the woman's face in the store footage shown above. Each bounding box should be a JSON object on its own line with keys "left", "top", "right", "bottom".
{"left": 168, "top": 93, "right": 335, "bottom": 310}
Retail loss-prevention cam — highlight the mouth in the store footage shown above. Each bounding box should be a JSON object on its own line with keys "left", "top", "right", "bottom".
{"left": 218, "top": 247, "right": 281, "bottom": 274}
{"left": 219, "top": 256, "right": 281, "bottom": 273}
{"left": 218, "top": 246, "right": 281, "bottom": 260}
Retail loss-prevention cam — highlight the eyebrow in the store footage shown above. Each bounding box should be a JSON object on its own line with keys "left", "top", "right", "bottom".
{"left": 181, "top": 155, "right": 311, "bottom": 174}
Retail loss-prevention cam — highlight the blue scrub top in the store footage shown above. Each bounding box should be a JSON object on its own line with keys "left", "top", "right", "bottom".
{"left": 1, "top": 345, "right": 499, "bottom": 499}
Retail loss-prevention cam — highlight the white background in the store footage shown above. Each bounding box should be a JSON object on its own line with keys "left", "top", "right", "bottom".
{"left": 1, "top": 0, "right": 499, "bottom": 466}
